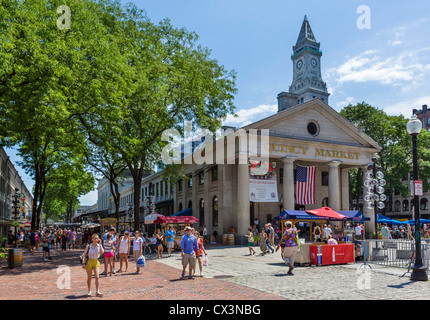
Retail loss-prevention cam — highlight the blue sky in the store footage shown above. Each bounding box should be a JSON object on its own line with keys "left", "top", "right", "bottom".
{"left": 6, "top": 0, "right": 430, "bottom": 205}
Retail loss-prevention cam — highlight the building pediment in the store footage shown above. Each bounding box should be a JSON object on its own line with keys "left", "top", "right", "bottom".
{"left": 243, "top": 98, "right": 381, "bottom": 153}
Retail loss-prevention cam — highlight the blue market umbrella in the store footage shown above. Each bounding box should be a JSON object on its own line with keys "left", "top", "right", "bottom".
{"left": 378, "top": 218, "right": 405, "bottom": 225}
{"left": 404, "top": 219, "right": 430, "bottom": 225}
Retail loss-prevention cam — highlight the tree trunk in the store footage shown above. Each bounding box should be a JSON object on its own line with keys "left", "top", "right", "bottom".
{"left": 129, "top": 166, "right": 144, "bottom": 231}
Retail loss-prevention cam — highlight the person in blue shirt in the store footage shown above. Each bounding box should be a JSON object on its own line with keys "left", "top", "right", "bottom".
{"left": 180, "top": 226, "right": 198, "bottom": 279}
{"left": 165, "top": 225, "right": 176, "bottom": 257}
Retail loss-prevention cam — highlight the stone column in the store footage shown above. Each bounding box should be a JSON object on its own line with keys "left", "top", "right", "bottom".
{"left": 237, "top": 160, "right": 250, "bottom": 236}
{"left": 341, "top": 168, "right": 350, "bottom": 211}
{"left": 328, "top": 160, "right": 342, "bottom": 211}
{"left": 282, "top": 157, "right": 296, "bottom": 210}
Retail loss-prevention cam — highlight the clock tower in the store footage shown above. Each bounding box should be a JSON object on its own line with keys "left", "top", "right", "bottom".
{"left": 278, "top": 16, "right": 330, "bottom": 112}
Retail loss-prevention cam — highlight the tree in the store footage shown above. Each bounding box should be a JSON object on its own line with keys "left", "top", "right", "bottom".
{"left": 340, "top": 102, "right": 430, "bottom": 212}
{"left": 0, "top": 0, "right": 127, "bottom": 229}
{"left": 42, "top": 158, "right": 95, "bottom": 224}
{"left": 78, "top": 3, "right": 237, "bottom": 230}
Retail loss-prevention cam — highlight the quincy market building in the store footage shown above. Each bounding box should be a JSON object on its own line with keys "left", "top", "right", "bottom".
{"left": 175, "top": 17, "right": 381, "bottom": 238}
{"left": 81, "top": 17, "right": 382, "bottom": 240}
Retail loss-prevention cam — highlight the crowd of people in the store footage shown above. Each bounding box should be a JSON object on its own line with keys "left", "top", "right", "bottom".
{"left": 78, "top": 225, "right": 208, "bottom": 297}
{"left": 378, "top": 222, "right": 430, "bottom": 240}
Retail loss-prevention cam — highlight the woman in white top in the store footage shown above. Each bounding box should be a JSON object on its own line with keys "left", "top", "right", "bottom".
{"left": 82, "top": 234, "right": 104, "bottom": 297}
{"left": 118, "top": 231, "right": 130, "bottom": 273}
{"left": 131, "top": 230, "right": 143, "bottom": 274}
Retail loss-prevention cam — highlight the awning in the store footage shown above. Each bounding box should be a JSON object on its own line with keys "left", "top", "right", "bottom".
{"left": 404, "top": 219, "right": 430, "bottom": 225}
{"left": 378, "top": 219, "right": 405, "bottom": 225}
{"left": 377, "top": 214, "right": 392, "bottom": 220}
{"left": 171, "top": 208, "right": 192, "bottom": 217}
{"left": 338, "top": 211, "right": 370, "bottom": 222}
{"left": 163, "top": 216, "right": 199, "bottom": 224}
{"left": 144, "top": 213, "right": 164, "bottom": 224}
{"left": 144, "top": 213, "right": 198, "bottom": 224}
{"left": 306, "top": 207, "right": 347, "bottom": 220}
{"left": 81, "top": 223, "right": 101, "bottom": 228}
{"left": 274, "top": 210, "right": 329, "bottom": 222}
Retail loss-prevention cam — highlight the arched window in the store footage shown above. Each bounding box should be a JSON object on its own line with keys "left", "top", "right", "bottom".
{"left": 402, "top": 200, "right": 409, "bottom": 212}
{"left": 395, "top": 201, "right": 401, "bottom": 212}
{"left": 188, "top": 200, "right": 192, "bottom": 209}
{"left": 178, "top": 202, "right": 183, "bottom": 212}
{"left": 322, "top": 197, "right": 329, "bottom": 207}
{"left": 212, "top": 196, "right": 218, "bottom": 227}
{"left": 421, "top": 198, "right": 428, "bottom": 211}
{"left": 199, "top": 199, "right": 205, "bottom": 227}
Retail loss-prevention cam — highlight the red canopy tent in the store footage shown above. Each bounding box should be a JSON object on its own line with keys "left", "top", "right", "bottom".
{"left": 163, "top": 216, "right": 199, "bottom": 224}
{"left": 305, "top": 207, "right": 347, "bottom": 220}
{"left": 144, "top": 213, "right": 199, "bottom": 224}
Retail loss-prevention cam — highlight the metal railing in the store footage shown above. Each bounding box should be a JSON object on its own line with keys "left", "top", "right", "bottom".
{"left": 363, "top": 239, "right": 430, "bottom": 269}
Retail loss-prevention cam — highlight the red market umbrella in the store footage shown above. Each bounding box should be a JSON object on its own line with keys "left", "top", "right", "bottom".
{"left": 305, "top": 207, "right": 347, "bottom": 220}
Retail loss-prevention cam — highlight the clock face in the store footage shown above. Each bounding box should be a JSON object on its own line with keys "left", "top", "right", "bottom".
{"left": 311, "top": 58, "right": 317, "bottom": 68}
{"left": 296, "top": 60, "right": 303, "bottom": 70}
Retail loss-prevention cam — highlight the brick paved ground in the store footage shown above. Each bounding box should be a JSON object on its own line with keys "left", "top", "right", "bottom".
{"left": 2, "top": 244, "right": 430, "bottom": 302}
{"left": 0, "top": 246, "right": 283, "bottom": 301}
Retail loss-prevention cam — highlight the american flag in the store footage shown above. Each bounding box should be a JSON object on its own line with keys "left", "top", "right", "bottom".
{"left": 296, "top": 165, "right": 316, "bottom": 205}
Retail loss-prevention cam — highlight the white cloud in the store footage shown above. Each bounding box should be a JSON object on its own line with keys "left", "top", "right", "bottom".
{"left": 382, "top": 95, "right": 430, "bottom": 117}
{"left": 327, "top": 48, "right": 430, "bottom": 88}
{"left": 223, "top": 103, "right": 278, "bottom": 127}
{"left": 336, "top": 97, "right": 356, "bottom": 109}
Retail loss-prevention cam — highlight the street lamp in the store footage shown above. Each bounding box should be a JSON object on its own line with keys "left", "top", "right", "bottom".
{"left": 127, "top": 203, "right": 134, "bottom": 229}
{"left": 407, "top": 114, "right": 428, "bottom": 281}
{"left": 11, "top": 188, "right": 20, "bottom": 247}
{"left": 364, "top": 157, "right": 386, "bottom": 239}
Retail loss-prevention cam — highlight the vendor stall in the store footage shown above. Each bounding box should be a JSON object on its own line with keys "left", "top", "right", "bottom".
{"left": 275, "top": 207, "right": 365, "bottom": 266}
{"left": 144, "top": 213, "right": 199, "bottom": 249}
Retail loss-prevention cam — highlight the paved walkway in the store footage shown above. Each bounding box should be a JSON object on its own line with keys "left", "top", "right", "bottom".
{"left": 1, "top": 244, "right": 430, "bottom": 300}
{"left": 0, "top": 246, "right": 282, "bottom": 300}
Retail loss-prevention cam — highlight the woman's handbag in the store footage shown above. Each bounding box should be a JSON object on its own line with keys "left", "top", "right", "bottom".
{"left": 80, "top": 245, "right": 89, "bottom": 266}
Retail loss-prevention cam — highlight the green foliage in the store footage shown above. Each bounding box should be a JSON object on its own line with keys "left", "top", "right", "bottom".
{"left": 341, "top": 102, "right": 430, "bottom": 210}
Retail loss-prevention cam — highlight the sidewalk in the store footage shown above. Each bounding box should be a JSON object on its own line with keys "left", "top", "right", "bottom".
{"left": 0, "top": 246, "right": 284, "bottom": 300}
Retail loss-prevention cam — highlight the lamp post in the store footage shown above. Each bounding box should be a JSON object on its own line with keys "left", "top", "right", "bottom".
{"left": 364, "top": 158, "right": 386, "bottom": 239}
{"left": 407, "top": 114, "right": 428, "bottom": 281}
{"left": 11, "top": 188, "right": 20, "bottom": 247}
{"left": 127, "top": 203, "right": 134, "bottom": 230}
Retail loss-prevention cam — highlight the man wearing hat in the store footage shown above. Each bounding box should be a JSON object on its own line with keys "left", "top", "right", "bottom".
{"left": 180, "top": 226, "right": 199, "bottom": 279}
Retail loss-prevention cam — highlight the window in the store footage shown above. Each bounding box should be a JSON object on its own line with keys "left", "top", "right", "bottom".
{"left": 178, "top": 179, "right": 183, "bottom": 192}
{"left": 395, "top": 200, "right": 401, "bottom": 212}
{"left": 188, "top": 200, "right": 192, "bottom": 209}
{"left": 212, "top": 166, "right": 218, "bottom": 181}
{"left": 279, "top": 168, "right": 283, "bottom": 184}
{"left": 199, "top": 199, "right": 204, "bottom": 227}
{"left": 421, "top": 198, "right": 428, "bottom": 211}
{"left": 199, "top": 171, "right": 205, "bottom": 185}
{"left": 321, "top": 172, "right": 329, "bottom": 186}
{"left": 212, "top": 196, "right": 218, "bottom": 227}
{"left": 178, "top": 202, "right": 183, "bottom": 212}
{"left": 160, "top": 181, "right": 164, "bottom": 196}
{"left": 403, "top": 200, "right": 409, "bottom": 212}
{"left": 322, "top": 197, "right": 329, "bottom": 207}
{"left": 188, "top": 176, "right": 192, "bottom": 188}
{"left": 307, "top": 121, "right": 319, "bottom": 136}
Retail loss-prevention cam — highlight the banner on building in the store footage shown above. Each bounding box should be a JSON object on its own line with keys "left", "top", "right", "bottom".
{"left": 249, "top": 161, "right": 278, "bottom": 202}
